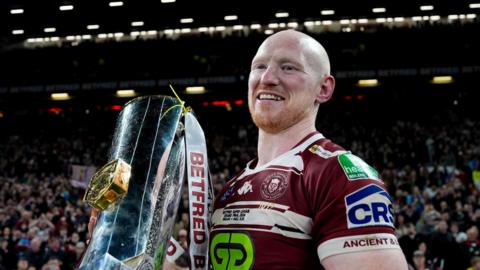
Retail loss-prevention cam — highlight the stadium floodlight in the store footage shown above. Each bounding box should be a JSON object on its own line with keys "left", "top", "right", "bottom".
{"left": 430, "top": 15, "right": 441, "bottom": 21}
{"left": 394, "top": 17, "right": 405, "bottom": 22}
{"left": 161, "top": 0, "right": 176, "bottom": 3}
{"left": 180, "top": 18, "right": 193, "bottom": 23}
{"left": 467, "top": 14, "right": 477, "bottom": 19}
{"left": 322, "top": 20, "right": 332, "bottom": 25}
{"left": 186, "top": 86, "right": 205, "bottom": 94}
{"left": 12, "top": 29, "right": 24, "bottom": 35}
{"left": 275, "top": 12, "right": 289, "bottom": 18}
{"left": 198, "top": 27, "right": 208, "bottom": 32}
{"left": 358, "top": 79, "right": 379, "bottom": 87}
{"left": 233, "top": 25, "right": 244, "bottom": 30}
{"left": 372, "top": 7, "right": 386, "bottom": 13}
{"left": 264, "top": 29, "right": 274, "bottom": 35}
{"left": 51, "top": 93, "right": 70, "bottom": 100}
{"left": 250, "top": 24, "right": 261, "bottom": 29}
{"left": 432, "top": 76, "right": 453, "bottom": 84}
{"left": 420, "top": 5, "right": 434, "bottom": 11}
{"left": 109, "top": 1, "right": 123, "bottom": 7}
{"left": 225, "top": 15, "right": 238, "bottom": 20}
{"left": 10, "top": 9, "right": 24, "bottom": 14}
{"left": 50, "top": 37, "right": 60, "bottom": 41}
{"left": 358, "top": 18, "right": 369, "bottom": 24}
{"left": 131, "top": 21, "right": 144, "bottom": 27}
{"left": 87, "top": 25, "right": 100, "bottom": 30}
{"left": 268, "top": 23, "right": 279, "bottom": 28}
{"left": 340, "top": 20, "right": 350, "bottom": 24}
{"left": 287, "top": 22, "right": 298, "bottom": 28}
{"left": 215, "top": 26, "right": 226, "bottom": 31}
{"left": 376, "top": 18, "right": 387, "bottom": 23}
{"left": 469, "top": 3, "right": 480, "bottom": 8}
{"left": 59, "top": 5, "right": 74, "bottom": 11}
{"left": 117, "top": 90, "right": 136, "bottom": 97}
{"left": 44, "top": 27, "right": 56, "bottom": 33}
{"left": 321, "top": 10, "right": 335, "bottom": 15}
{"left": 180, "top": 28, "right": 191, "bottom": 33}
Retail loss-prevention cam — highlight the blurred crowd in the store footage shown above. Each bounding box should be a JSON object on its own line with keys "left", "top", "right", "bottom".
{"left": 1, "top": 109, "right": 479, "bottom": 270}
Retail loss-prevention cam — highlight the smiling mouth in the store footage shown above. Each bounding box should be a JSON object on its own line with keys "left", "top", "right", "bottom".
{"left": 257, "top": 93, "right": 285, "bottom": 101}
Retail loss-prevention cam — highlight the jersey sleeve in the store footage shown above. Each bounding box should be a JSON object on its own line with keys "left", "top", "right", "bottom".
{"left": 304, "top": 152, "right": 400, "bottom": 261}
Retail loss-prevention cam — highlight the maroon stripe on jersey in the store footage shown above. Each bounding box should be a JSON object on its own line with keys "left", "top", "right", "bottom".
{"left": 224, "top": 204, "right": 287, "bottom": 213}
{"left": 213, "top": 224, "right": 273, "bottom": 230}
{"left": 265, "top": 165, "right": 302, "bottom": 175}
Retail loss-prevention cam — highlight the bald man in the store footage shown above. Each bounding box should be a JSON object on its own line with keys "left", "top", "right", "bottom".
{"left": 210, "top": 30, "right": 408, "bottom": 270}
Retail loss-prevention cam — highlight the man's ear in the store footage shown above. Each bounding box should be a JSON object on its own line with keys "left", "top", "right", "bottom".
{"left": 316, "top": 75, "right": 335, "bottom": 104}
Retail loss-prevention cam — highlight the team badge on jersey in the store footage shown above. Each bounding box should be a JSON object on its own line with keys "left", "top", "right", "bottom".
{"left": 261, "top": 172, "right": 288, "bottom": 200}
{"left": 345, "top": 184, "right": 394, "bottom": 229}
{"left": 338, "top": 153, "right": 381, "bottom": 181}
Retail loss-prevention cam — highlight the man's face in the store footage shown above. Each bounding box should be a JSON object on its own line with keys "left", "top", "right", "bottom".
{"left": 248, "top": 35, "right": 321, "bottom": 133}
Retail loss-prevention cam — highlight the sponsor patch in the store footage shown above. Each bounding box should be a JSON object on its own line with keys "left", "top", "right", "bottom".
{"left": 210, "top": 231, "right": 254, "bottom": 270}
{"left": 345, "top": 184, "right": 394, "bottom": 229}
{"left": 261, "top": 172, "right": 288, "bottom": 201}
{"left": 338, "top": 153, "right": 381, "bottom": 181}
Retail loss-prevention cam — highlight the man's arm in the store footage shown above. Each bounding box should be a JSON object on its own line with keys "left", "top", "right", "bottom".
{"left": 322, "top": 249, "right": 408, "bottom": 270}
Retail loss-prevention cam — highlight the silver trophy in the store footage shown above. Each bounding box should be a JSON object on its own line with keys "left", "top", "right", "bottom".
{"left": 79, "top": 95, "right": 187, "bottom": 270}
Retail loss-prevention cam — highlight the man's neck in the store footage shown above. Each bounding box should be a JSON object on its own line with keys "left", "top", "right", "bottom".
{"left": 256, "top": 118, "right": 316, "bottom": 167}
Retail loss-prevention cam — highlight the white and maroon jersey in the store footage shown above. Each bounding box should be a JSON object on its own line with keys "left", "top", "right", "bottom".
{"left": 209, "top": 132, "right": 400, "bottom": 270}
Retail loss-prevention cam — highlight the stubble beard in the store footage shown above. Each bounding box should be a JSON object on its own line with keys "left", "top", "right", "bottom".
{"left": 249, "top": 103, "right": 309, "bottom": 134}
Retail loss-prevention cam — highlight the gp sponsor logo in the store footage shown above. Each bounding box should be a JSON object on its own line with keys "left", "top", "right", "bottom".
{"left": 345, "top": 184, "right": 394, "bottom": 229}
{"left": 338, "top": 153, "right": 381, "bottom": 181}
{"left": 210, "top": 232, "right": 254, "bottom": 270}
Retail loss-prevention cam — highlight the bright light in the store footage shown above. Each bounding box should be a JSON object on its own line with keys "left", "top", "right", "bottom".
{"left": 59, "top": 5, "right": 74, "bottom": 11}
{"left": 161, "top": 0, "right": 176, "bottom": 2}
{"left": 430, "top": 15, "right": 441, "bottom": 21}
{"left": 420, "top": 5, "right": 434, "bottom": 11}
{"left": 264, "top": 29, "right": 274, "bottom": 35}
{"left": 109, "top": 1, "right": 123, "bottom": 7}
{"left": 44, "top": 28, "right": 56, "bottom": 33}
{"left": 10, "top": 9, "right": 24, "bottom": 14}
{"left": 358, "top": 79, "right": 379, "bottom": 87}
{"left": 321, "top": 10, "right": 335, "bottom": 15}
{"left": 412, "top": 16, "right": 423, "bottom": 21}
{"left": 250, "top": 24, "right": 261, "bottom": 29}
{"left": 51, "top": 37, "right": 60, "bottom": 41}
{"left": 12, "top": 29, "right": 24, "bottom": 35}
{"left": 117, "top": 89, "right": 136, "bottom": 97}
{"left": 114, "top": 32, "right": 124, "bottom": 37}
{"left": 287, "top": 22, "right": 298, "bottom": 28}
{"left": 82, "top": 35, "right": 92, "bottom": 39}
{"left": 268, "top": 23, "right": 279, "bottom": 28}
{"left": 376, "top": 18, "right": 386, "bottom": 23}
{"left": 225, "top": 15, "right": 238, "bottom": 20}
{"left": 340, "top": 19, "right": 350, "bottom": 24}
{"left": 233, "top": 25, "right": 244, "bottom": 30}
{"left": 432, "top": 76, "right": 453, "bottom": 84}
{"left": 358, "top": 19, "right": 369, "bottom": 24}
{"left": 394, "top": 17, "right": 405, "bottom": 22}
{"left": 181, "top": 18, "right": 193, "bottom": 23}
{"left": 373, "top": 7, "right": 386, "bottom": 13}
{"left": 322, "top": 20, "right": 332, "bottom": 25}
{"left": 51, "top": 93, "right": 70, "bottom": 100}
{"left": 186, "top": 86, "right": 205, "bottom": 94}
{"left": 448, "top": 14, "right": 459, "bottom": 20}
{"left": 467, "top": 14, "right": 477, "bottom": 19}
{"left": 98, "top": 33, "right": 107, "bottom": 38}
{"left": 469, "top": 3, "right": 480, "bottom": 8}
{"left": 87, "top": 25, "right": 99, "bottom": 30}
{"left": 131, "top": 21, "right": 144, "bottom": 27}
{"left": 275, "top": 12, "right": 289, "bottom": 18}
{"left": 215, "top": 26, "right": 226, "bottom": 31}
{"left": 180, "top": 28, "right": 191, "bottom": 33}
{"left": 198, "top": 27, "right": 208, "bottom": 32}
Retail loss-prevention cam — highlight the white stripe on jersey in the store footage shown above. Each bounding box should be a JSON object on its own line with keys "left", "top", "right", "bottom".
{"left": 212, "top": 203, "right": 313, "bottom": 239}
{"left": 239, "top": 133, "right": 325, "bottom": 179}
{"left": 225, "top": 201, "right": 290, "bottom": 210}
{"left": 317, "top": 233, "right": 400, "bottom": 261}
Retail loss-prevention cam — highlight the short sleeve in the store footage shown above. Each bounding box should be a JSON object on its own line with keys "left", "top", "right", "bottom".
{"left": 304, "top": 153, "right": 401, "bottom": 261}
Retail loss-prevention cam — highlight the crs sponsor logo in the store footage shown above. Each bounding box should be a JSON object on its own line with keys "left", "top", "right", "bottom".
{"left": 345, "top": 184, "right": 394, "bottom": 229}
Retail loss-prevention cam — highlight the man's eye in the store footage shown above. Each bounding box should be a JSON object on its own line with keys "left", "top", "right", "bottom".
{"left": 282, "top": 65, "right": 296, "bottom": 71}
{"left": 254, "top": 64, "right": 267, "bottom": 70}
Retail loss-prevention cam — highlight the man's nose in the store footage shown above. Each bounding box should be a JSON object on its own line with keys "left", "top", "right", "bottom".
{"left": 260, "top": 66, "right": 280, "bottom": 85}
